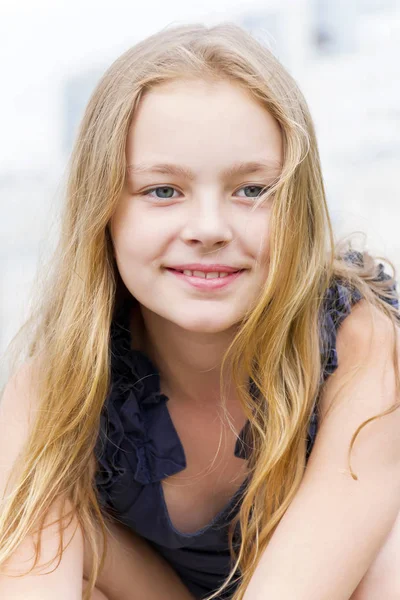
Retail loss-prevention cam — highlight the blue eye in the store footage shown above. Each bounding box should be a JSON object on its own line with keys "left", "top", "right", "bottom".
{"left": 235, "top": 185, "right": 266, "bottom": 198}
{"left": 143, "top": 186, "right": 179, "bottom": 199}
{"left": 141, "top": 184, "right": 270, "bottom": 201}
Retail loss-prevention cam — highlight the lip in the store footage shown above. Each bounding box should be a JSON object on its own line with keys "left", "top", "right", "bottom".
{"left": 167, "top": 263, "right": 245, "bottom": 274}
{"left": 165, "top": 267, "right": 246, "bottom": 290}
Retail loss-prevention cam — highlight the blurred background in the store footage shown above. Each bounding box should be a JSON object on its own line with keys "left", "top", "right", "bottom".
{"left": 1, "top": 0, "right": 399, "bottom": 382}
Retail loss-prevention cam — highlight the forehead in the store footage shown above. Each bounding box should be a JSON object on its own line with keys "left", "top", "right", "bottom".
{"left": 126, "top": 79, "right": 283, "bottom": 174}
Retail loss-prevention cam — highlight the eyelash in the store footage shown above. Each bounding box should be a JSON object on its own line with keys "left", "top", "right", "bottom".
{"left": 140, "top": 184, "right": 272, "bottom": 201}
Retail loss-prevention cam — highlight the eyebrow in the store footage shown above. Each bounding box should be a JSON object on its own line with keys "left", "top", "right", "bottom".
{"left": 126, "top": 160, "right": 282, "bottom": 181}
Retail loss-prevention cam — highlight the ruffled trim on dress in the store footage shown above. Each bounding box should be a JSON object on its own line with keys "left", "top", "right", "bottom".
{"left": 95, "top": 301, "right": 187, "bottom": 500}
{"left": 320, "top": 250, "right": 399, "bottom": 381}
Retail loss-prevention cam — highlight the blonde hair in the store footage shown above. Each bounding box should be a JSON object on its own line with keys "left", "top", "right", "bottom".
{"left": 1, "top": 22, "right": 399, "bottom": 600}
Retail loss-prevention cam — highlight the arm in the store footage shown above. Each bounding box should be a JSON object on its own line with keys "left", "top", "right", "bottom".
{"left": 83, "top": 516, "right": 195, "bottom": 600}
{"left": 0, "top": 363, "right": 85, "bottom": 599}
{"left": 243, "top": 299, "right": 400, "bottom": 600}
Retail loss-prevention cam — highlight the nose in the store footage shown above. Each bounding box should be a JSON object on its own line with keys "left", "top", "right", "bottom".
{"left": 180, "top": 194, "right": 234, "bottom": 249}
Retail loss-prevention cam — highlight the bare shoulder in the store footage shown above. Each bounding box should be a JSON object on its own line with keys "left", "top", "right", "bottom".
{"left": 2, "top": 358, "right": 38, "bottom": 387}
{"left": 0, "top": 358, "right": 42, "bottom": 445}
{"left": 0, "top": 357, "right": 48, "bottom": 506}
{"left": 321, "top": 298, "right": 400, "bottom": 407}
{"left": 342, "top": 295, "right": 399, "bottom": 353}
{"left": 1, "top": 358, "right": 41, "bottom": 403}
{"left": 315, "top": 297, "right": 400, "bottom": 472}
{"left": 1, "top": 357, "right": 41, "bottom": 422}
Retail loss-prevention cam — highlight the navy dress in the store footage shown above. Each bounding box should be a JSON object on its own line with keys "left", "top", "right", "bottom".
{"left": 95, "top": 254, "right": 398, "bottom": 600}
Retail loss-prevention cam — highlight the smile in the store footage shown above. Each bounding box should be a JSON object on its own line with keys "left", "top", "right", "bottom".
{"left": 165, "top": 267, "right": 246, "bottom": 290}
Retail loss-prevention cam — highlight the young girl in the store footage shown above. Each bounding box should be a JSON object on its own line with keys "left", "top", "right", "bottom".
{"left": 1, "top": 22, "right": 400, "bottom": 600}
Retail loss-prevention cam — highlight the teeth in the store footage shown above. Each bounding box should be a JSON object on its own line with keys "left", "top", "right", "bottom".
{"left": 181, "top": 270, "right": 232, "bottom": 278}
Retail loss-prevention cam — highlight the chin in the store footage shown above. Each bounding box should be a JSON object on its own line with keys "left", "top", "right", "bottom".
{"left": 171, "top": 314, "right": 242, "bottom": 334}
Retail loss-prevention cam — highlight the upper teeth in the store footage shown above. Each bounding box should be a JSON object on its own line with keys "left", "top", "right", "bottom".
{"left": 182, "top": 270, "right": 233, "bottom": 279}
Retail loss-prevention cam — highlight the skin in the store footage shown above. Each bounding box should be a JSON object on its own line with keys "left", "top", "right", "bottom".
{"left": 110, "top": 78, "right": 283, "bottom": 411}
{"left": 81, "top": 518, "right": 195, "bottom": 600}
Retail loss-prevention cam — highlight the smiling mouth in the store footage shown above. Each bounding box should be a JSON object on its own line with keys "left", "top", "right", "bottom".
{"left": 164, "top": 267, "right": 246, "bottom": 290}
{"left": 166, "top": 268, "right": 244, "bottom": 279}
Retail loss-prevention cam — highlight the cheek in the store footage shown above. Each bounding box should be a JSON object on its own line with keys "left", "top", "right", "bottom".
{"left": 245, "top": 215, "right": 271, "bottom": 264}
{"left": 110, "top": 209, "right": 168, "bottom": 293}
{"left": 110, "top": 218, "right": 143, "bottom": 292}
{"left": 111, "top": 204, "right": 151, "bottom": 262}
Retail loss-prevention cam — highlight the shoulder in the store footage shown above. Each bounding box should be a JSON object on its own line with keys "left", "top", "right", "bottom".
{"left": 335, "top": 297, "right": 400, "bottom": 377}
{"left": 315, "top": 298, "right": 400, "bottom": 472}
{"left": 1, "top": 358, "right": 41, "bottom": 419}
{"left": 335, "top": 297, "right": 400, "bottom": 368}
{"left": 0, "top": 359, "right": 42, "bottom": 486}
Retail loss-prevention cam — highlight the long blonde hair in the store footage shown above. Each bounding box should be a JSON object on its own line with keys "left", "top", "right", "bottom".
{"left": 1, "top": 22, "right": 399, "bottom": 600}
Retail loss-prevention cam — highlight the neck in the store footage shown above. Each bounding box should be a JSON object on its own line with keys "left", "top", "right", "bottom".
{"left": 129, "top": 302, "right": 245, "bottom": 409}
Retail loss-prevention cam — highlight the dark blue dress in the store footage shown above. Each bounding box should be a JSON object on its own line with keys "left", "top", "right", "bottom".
{"left": 95, "top": 254, "right": 398, "bottom": 600}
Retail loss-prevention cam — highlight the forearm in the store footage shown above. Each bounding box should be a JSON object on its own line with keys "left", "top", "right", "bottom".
{"left": 84, "top": 518, "right": 195, "bottom": 600}
{"left": 241, "top": 476, "right": 400, "bottom": 600}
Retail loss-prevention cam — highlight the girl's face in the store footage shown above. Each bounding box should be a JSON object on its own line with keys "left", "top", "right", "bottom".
{"left": 110, "top": 78, "right": 283, "bottom": 334}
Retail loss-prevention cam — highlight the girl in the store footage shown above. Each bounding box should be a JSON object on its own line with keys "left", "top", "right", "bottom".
{"left": 1, "top": 22, "right": 400, "bottom": 600}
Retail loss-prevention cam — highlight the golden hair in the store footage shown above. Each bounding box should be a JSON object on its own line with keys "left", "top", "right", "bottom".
{"left": 1, "top": 22, "right": 399, "bottom": 600}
